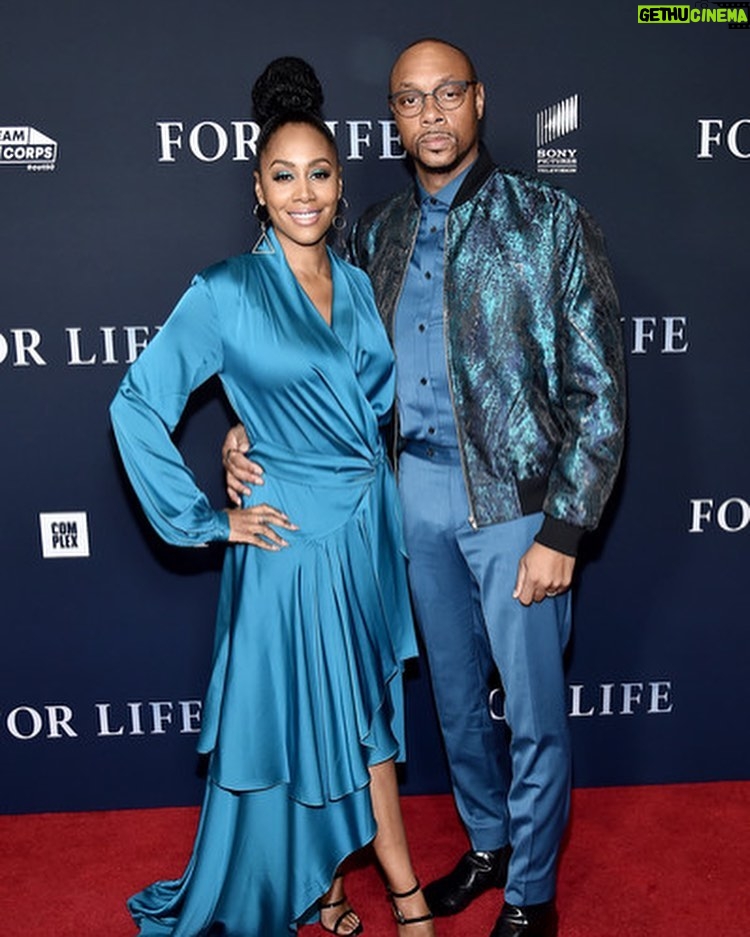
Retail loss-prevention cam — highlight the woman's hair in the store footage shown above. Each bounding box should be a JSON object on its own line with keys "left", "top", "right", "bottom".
{"left": 251, "top": 57, "right": 337, "bottom": 161}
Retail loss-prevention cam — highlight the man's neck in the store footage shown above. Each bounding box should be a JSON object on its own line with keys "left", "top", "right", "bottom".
{"left": 414, "top": 145, "right": 480, "bottom": 195}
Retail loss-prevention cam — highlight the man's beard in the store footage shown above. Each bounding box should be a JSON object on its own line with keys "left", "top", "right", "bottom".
{"left": 413, "top": 140, "right": 475, "bottom": 177}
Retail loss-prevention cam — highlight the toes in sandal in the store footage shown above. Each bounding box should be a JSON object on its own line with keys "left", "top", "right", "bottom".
{"left": 319, "top": 891, "right": 363, "bottom": 936}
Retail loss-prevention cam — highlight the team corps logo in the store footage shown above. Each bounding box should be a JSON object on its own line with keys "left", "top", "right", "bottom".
{"left": 39, "top": 512, "right": 90, "bottom": 558}
{"left": 0, "top": 126, "right": 57, "bottom": 170}
{"left": 536, "top": 94, "right": 579, "bottom": 174}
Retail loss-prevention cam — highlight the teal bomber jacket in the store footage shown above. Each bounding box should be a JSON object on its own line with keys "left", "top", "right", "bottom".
{"left": 349, "top": 146, "right": 626, "bottom": 555}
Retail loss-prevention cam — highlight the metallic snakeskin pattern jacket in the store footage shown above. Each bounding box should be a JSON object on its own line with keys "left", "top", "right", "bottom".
{"left": 349, "top": 147, "right": 626, "bottom": 554}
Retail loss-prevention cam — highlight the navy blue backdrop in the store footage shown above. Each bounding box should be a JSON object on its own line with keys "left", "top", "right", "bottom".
{"left": 1, "top": 1, "right": 748, "bottom": 814}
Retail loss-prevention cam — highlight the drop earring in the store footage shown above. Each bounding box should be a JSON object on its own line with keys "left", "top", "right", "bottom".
{"left": 251, "top": 203, "right": 275, "bottom": 255}
{"left": 332, "top": 195, "right": 350, "bottom": 231}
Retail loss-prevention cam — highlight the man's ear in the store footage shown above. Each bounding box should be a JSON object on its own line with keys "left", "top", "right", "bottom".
{"left": 474, "top": 82, "right": 486, "bottom": 122}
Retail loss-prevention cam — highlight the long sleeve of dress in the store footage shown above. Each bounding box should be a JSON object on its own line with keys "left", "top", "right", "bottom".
{"left": 110, "top": 273, "right": 230, "bottom": 546}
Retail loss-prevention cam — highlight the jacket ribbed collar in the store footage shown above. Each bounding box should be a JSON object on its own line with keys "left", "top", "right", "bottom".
{"left": 407, "top": 143, "right": 496, "bottom": 212}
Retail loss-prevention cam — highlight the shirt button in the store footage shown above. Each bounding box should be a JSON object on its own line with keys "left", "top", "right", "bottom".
{"left": 428, "top": 426, "right": 436, "bottom": 435}
{"left": 424, "top": 271, "right": 432, "bottom": 280}
{"left": 430, "top": 225, "right": 437, "bottom": 234}
{"left": 426, "top": 447, "right": 435, "bottom": 457}
{"left": 420, "top": 377, "right": 428, "bottom": 386}
{"left": 430, "top": 197, "right": 437, "bottom": 205}
{"left": 418, "top": 323, "right": 426, "bottom": 332}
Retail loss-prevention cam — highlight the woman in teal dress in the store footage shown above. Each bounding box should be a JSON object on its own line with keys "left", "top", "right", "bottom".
{"left": 110, "top": 59, "right": 436, "bottom": 937}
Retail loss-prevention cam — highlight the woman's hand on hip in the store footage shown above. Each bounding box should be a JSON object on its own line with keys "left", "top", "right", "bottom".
{"left": 225, "top": 504, "right": 298, "bottom": 550}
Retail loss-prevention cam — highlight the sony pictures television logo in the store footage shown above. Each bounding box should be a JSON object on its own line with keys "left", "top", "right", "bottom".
{"left": 39, "top": 512, "right": 90, "bottom": 558}
{"left": 536, "top": 94, "right": 579, "bottom": 174}
{"left": 0, "top": 126, "right": 57, "bottom": 171}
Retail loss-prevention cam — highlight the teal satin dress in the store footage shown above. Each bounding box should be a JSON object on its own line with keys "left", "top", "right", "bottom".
{"left": 110, "top": 228, "right": 418, "bottom": 935}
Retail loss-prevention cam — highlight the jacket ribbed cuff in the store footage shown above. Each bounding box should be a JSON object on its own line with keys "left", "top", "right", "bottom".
{"left": 534, "top": 515, "right": 584, "bottom": 557}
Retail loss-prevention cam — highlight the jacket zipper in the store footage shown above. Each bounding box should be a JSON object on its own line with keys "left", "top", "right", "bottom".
{"left": 443, "top": 211, "right": 479, "bottom": 530}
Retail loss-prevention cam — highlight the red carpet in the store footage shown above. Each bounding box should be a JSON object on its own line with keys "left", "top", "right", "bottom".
{"left": 2, "top": 782, "right": 748, "bottom": 936}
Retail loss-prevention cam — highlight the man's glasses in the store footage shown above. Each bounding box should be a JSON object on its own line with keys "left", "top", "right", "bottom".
{"left": 388, "top": 80, "right": 478, "bottom": 118}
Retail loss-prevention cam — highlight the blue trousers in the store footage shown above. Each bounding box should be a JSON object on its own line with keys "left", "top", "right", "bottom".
{"left": 399, "top": 450, "right": 572, "bottom": 906}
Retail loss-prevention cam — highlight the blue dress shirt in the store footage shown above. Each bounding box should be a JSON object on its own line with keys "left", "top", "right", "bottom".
{"left": 393, "top": 165, "right": 473, "bottom": 448}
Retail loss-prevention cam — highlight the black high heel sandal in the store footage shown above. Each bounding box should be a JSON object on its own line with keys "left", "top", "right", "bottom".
{"left": 319, "top": 876, "right": 363, "bottom": 936}
{"left": 387, "top": 880, "right": 434, "bottom": 928}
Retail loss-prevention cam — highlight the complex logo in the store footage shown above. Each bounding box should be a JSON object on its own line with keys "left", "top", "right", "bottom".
{"left": 39, "top": 512, "right": 90, "bottom": 558}
{"left": 536, "top": 94, "right": 579, "bottom": 174}
{"left": 0, "top": 126, "right": 57, "bottom": 171}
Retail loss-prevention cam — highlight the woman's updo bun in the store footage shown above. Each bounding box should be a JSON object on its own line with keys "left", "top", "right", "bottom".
{"left": 252, "top": 57, "right": 324, "bottom": 125}
{"left": 251, "top": 57, "right": 336, "bottom": 160}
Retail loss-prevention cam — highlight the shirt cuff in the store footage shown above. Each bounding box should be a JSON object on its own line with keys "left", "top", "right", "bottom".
{"left": 213, "top": 509, "right": 231, "bottom": 543}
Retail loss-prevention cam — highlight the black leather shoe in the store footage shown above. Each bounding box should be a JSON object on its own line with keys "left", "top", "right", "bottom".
{"left": 489, "top": 900, "right": 558, "bottom": 937}
{"left": 423, "top": 847, "right": 510, "bottom": 917}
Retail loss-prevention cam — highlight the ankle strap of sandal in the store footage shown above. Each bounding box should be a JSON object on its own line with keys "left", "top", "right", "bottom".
{"left": 387, "top": 880, "right": 434, "bottom": 926}
{"left": 387, "top": 879, "right": 421, "bottom": 900}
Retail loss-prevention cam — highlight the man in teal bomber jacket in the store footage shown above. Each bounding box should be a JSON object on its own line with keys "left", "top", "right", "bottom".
{"left": 349, "top": 39, "right": 625, "bottom": 937}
